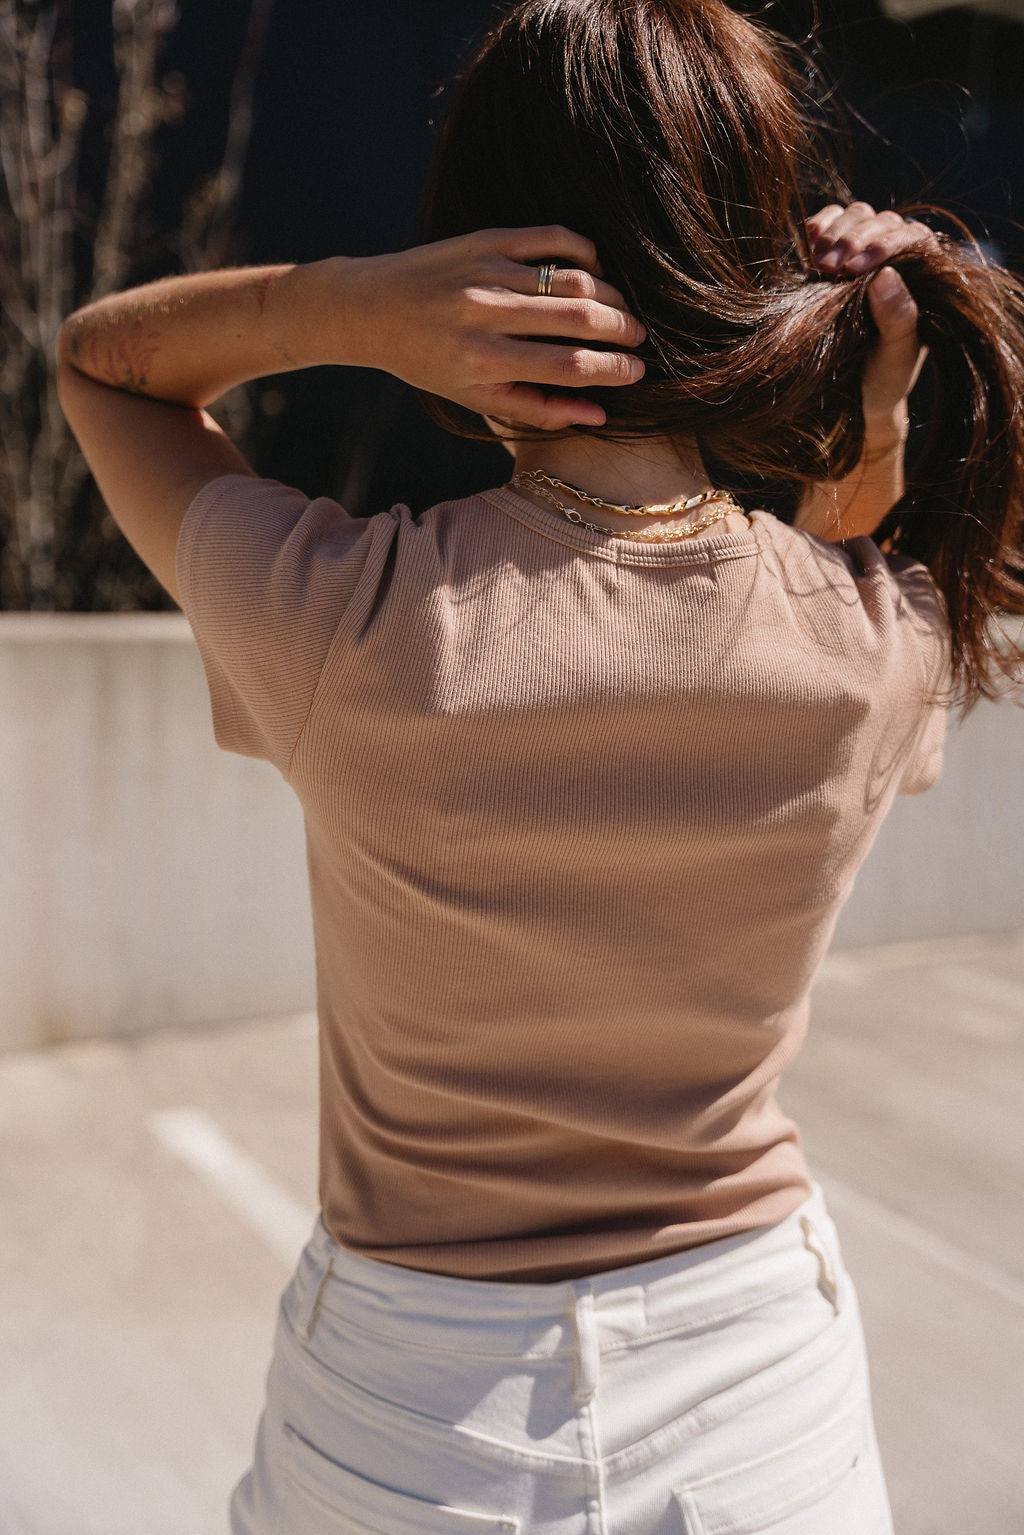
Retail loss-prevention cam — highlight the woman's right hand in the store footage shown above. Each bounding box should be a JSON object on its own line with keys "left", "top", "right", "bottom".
{"left": 338, "top": 226, "right": 647, "bottom": 431}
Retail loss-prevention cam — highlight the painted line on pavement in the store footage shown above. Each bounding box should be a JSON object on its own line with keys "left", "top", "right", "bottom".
{"left": 822, "top": 1174, "right": 1024, "bottom": 1312}
{"left": 150, "top": 1106, "right": 314, "bottom": 1266}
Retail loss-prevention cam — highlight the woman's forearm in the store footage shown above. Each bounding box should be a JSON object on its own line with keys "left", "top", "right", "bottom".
{"left": 56, "top": 259, "right": 363, "bottom": 408}
{"left": 57, "top": 228, "right": 648, "bottom": 432}
{"left": 795, "top": 419, "right": 907, "bottom": 542}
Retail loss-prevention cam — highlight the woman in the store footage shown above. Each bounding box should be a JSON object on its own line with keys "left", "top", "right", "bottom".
{"left": 58, "top": 2, "right": 1024, "bottom": 1531}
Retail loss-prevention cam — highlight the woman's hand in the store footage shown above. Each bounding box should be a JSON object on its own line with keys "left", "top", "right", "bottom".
{"left": 796, "top": 203, "right": 934, "bottom": 541}
{"left": 56, "top": 225, "right": 646, "bottom": 602}
{"left": 340, "top": 225, "right": 646, "bottom": 431}
{"left": 60, "top": 226, "right": 645, "bottom": 432}
{"left": 807, "top": 201, "right": 932, "bottom": 436}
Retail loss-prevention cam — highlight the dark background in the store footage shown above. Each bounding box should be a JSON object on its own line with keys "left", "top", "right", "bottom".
{"left": 66, "top": 0, "right": 1024, "bottom": 573}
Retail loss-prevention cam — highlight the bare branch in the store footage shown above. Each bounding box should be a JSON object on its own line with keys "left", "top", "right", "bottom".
{"left": 0, "top": 0, "right": 266, "bottom": 609}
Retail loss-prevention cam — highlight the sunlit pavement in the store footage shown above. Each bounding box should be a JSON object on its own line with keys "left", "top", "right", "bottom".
{"left": 1, "top": 930, "right": 1022, "bottom": 1535}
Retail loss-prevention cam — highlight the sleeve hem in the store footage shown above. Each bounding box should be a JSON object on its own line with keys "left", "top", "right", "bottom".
{"left": 174, "top": 473, "right": 259, "bottom": 614}
{"left": 174, "top": 473, "right": 278, "bottom": 766}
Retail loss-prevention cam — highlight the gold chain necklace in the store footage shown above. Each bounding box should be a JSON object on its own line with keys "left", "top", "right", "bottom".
{"left": 508, "top": 470, "right": 746, "bottom": 544}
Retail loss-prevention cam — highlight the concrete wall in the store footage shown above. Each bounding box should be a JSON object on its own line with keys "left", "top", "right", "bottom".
{"left": 1, "top": 615, "right": 315, "bottom": 1054}
{"left": 1, "top": 613, "right": 1021, "bottom": 1053}
{"left": 835, "top": 684, "right": 1024, "bottom": 947}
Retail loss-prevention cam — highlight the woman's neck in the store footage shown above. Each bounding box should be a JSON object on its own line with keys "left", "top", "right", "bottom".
{"left": 505, "top": 434, "right": 729, "bottom": 534}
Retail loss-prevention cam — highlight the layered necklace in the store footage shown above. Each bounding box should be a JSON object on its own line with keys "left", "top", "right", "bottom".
{"left": 507, "top": 470, "right": 746, "bottom": 544}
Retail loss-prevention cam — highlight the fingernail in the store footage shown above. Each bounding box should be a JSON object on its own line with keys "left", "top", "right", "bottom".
{"left": 845, "top": 251, "right": 874, "bottom": 272}
{"left": 872, "top": 266, "right": 904, "bottom": 299}
{"left": 818, "top": 248, "right": 843, "bottom": 271}
{"left": 628, "top": 357, "right": 645, "bottom": 381}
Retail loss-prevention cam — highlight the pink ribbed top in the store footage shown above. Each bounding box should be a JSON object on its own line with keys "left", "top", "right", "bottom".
{"left": 176, "top": 474, "right": 948, "bottom": 1280}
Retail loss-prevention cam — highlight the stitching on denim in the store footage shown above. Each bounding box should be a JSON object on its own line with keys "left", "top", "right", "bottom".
{"left": 601, "top": 1303, "right": 860, "bottom": 1476}
{"left": 283, "top": 1318, "right": 588, "bottom": 1474}
{"left": 308, "top": 1268, "right": 821, "bottom": 1364}
{"left": 309, "top": 1303, "right": 576, "bottom": 1362}
{"left": 596, "top": 1273, "right": 819, "bottom": 1356}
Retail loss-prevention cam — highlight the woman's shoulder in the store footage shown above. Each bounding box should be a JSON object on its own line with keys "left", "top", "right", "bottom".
{"left": 751, "top": 510, "right": 950, "bottom": 677}
{"left": 754, "top": 510, "right": 944, "bottom": 604}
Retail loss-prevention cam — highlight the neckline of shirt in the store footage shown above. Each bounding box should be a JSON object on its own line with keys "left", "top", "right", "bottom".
{"left": 481, "top": 485, "right": 767, "bottom": 566}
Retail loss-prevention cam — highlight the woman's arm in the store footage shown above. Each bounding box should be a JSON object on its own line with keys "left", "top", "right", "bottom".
{"left": 56, "top": 227, "right": 647, "bottom": 602}
{"left": 794, "top": 204, "right": 931, "bottom": 543}
{"left": 58, "top": 229, "right": 646, "bottom": 412}
{"left": 60, "top": 262, "right": 313, "bottom": 408}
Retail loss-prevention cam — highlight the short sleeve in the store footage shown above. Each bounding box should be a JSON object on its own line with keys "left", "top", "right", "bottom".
{"left": 175, "top": 473, "right": 379, "bottom": 774}
{"left": 897, "top": 696, "right": 948, "bottom": 795}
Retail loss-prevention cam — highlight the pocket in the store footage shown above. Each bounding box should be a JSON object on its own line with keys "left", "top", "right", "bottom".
{"left": 282, "top": 1424, "right": 519, "bottom": 1535}
{"left": 674, "top": 1396, "right": 888, "bottom": 1535}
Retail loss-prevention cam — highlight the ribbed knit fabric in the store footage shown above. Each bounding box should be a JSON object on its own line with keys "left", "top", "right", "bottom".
{"left": 176, "top": 474, "right": 949, "bottom": 1281}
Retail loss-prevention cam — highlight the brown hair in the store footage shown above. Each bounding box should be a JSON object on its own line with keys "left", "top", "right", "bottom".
{"left": 417, "top": 0, "right": 1024, "bottom": 708}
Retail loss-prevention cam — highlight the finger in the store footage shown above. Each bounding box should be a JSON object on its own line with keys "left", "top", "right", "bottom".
{"left": 491, "top": 337, "right": 646, "bottom": 390}
{"left": 478, "top": 290, "right": 646, "bottom": 348}
{"left": 824, "top": 212, "right": 907, "bottom": 273}
{"left": 811, "top": 201, "right": 879, "bottom": 269}
{"left": 475, "top": 383, "right": 608, "bottom": 430}
{"left": 481, "top": 224, "right": 603, "bottom": 277}
{"left": 492, "top": 257, "right": 632, "bottom": 314}
{"left": 841, "top": 215, "right": 937, "bottom": 274}
{"left": 867, "top": 265, "right": 919, "bottom": 342}
{"left": 804, "top": 204, "right": 847, "bottom": 246}
{"left": 863, "top": 266, "right": 927, "bottom": 411}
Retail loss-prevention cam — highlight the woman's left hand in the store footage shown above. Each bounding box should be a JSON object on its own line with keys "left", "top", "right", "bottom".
{"left": 795, "top": 204, "right": 936, "bottom": 542}
{"left": 806, "top": 202, "right": 933, "bottom": 437}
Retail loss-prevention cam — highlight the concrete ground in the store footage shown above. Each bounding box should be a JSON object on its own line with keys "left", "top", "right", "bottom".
{"left": 1, "top": 929, "right": 1022, "bottom": 1535}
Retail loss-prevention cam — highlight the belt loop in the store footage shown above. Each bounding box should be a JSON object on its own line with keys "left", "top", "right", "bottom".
{"left": 298, "top": 1251, "right": 336, "bottom": 1341}
{"left": 572, "top": 1287, "right": 600, "bottom": 1402}
{"left": 800, "top": 1216, "right": 840, "bottom": 1313}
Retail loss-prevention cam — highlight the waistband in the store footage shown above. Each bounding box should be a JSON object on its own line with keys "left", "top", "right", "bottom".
{"left": 288, "top": 1183, "right": 845, "bottom": 1359}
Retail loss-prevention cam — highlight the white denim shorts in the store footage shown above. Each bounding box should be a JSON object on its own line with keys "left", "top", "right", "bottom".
{"left": 230, "top": 1184, "right": 893, "bottom": 1535}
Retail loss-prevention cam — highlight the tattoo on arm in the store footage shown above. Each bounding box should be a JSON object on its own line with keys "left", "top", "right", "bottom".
{"left": 253, "top": 272, "right": 276, "bottom": 317}
{"left": 255, "top": 272, "right": 295, "bottom": 360}
{"left": 86, "top": 324, "right": 162, "bottom": 395}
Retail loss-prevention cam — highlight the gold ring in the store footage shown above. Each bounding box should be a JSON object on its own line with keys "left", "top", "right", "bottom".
{"left": 537, "top": 263, "right": 557, "bottom": 297}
